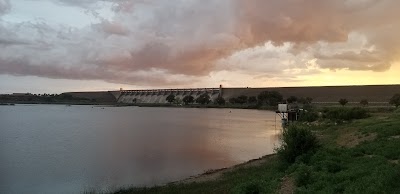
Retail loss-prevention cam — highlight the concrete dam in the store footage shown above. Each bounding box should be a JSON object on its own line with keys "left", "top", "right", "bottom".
{"left": 117, "top": 88, "right": 221, "bottom": 103}
{"left": 65, "top": 84, "right": 400, "bottom": 104}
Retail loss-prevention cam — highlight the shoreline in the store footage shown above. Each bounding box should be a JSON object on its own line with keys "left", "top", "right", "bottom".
{"left": 172, "top": 154, "right": 276, "bottom": 185}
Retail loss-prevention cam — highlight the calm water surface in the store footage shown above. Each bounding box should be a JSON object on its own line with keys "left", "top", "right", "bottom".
{"left": 0, "top": 105, "right": 281, "bottom": 194}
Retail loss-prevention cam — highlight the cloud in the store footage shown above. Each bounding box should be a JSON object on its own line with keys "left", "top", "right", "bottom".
{"left": 1, "top": 0, "right": 400, "bottom": 87}
{"left": 0, "top": 0, "right": 10, "bottom": 16}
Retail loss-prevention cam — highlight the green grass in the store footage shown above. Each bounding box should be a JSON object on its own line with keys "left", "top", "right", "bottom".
{"left": 113, "top": 157, "right": 285, "bottom": 194}
{"left": 112, "top": 108, "right": 400, "bottom": 194}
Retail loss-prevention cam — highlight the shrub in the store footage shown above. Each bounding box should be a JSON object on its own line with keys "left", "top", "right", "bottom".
{"left": 195, "top": 93, "right": 210, "bottom": 105}
{"left": 299, "top": 111, "right": 319, "bottom": 122}
{"left": 389, "top": 94, "right": 400, "bottom": 108}
{"left": 287, "top": 96, "right": 298, "bottom": 103}
{"left": 182, "top": 95, "right": 194, "bottom": 105}
{"left": 360, "top": 99, "right": 369, "bottom": 106}
{"left": 339, "top": 98, "right": 348, "bottom": 106}
{"left": 236, "top": 95, "right": 248, "bottom": 104}
{"left": 323, "top": 107, "right": 369, "bottom": 121}
{"left": 295, "top": 164, "right": 313, "bottom": 187}
{"left": 276, "top": 125, "right": 319, "bottom": 164}
{"left": 215, "top": 96, "right": 226, "bottom": 105}
{"left": 166, "top": 94, "right": 175, "bottom": 103}
{"left": 257, "top": 91, "right": 283, "bottom": 106}
{"left": 248, "top": 96, "right": 257, "bottom": 104}
{"left": 229, "top": 97, "right": 237, "bottom": 104}
{"left": 232, "top": 180, "right": 270, "bottom": 194}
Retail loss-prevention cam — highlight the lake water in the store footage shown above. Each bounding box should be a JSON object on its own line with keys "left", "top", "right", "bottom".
{"left": 0, "top": 105, "right": 281, "bottom": 194}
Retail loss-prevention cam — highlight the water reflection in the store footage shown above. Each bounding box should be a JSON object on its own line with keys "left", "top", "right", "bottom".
{"left": 0, "top": 105, "right": 280, "bottom": 193}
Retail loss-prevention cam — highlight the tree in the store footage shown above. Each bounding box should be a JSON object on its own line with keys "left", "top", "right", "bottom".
{"left": 229, "top": 97, "right": 236, "bottom": 104}
{"left": 215, "top": 96, "right": 226, "bottom": 105}
{"left": 360, "top": 99, "right": 368, "bottom": 106}
{"left": 174, "top": 97, "right": 182, "bottom": 105}
{"left": 236, "top": 95, "right": 248, "bottom": 104}
{"left": 339, "top": 98, "right": 348, "bottom": 106}
{"left": 257, "top": 91, "right": 283, "bottom": 106}
{"left": 196, "top": 93, "right": 211, "bottom": 105}
{"left": 298, "top": 97, "right": 313, "bottom": 105}
{"left": 182, "top": 95, "right": 194, "bottom": 105}
{"left": 389, "top": 94, "right": 400, "bottom": 108}
{"left": 248, "top": 96, "right": 257, "bottom": 104}
{"left": 287, "top": 96, "right": 298, "bottom": 103}
{"left": 166, "top": 94, "right": 175, "bottom": 103}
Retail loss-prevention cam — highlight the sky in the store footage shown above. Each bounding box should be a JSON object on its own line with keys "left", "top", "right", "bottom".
{"left": 0, "top": 0, "right": 400, "bottom": 94}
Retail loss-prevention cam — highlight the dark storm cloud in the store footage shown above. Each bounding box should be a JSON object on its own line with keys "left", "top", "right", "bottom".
{"left": 0, "top": 0, "right": 400, "bottom": 86}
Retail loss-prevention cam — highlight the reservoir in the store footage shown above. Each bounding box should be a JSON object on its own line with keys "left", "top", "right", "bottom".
{"left": 0, "top": 105, "right": 281, "bottom": 194}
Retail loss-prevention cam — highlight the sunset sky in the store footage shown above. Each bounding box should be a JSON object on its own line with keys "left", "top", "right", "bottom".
{"left": 1, "top": 0, "right": 400, "bottom": 93}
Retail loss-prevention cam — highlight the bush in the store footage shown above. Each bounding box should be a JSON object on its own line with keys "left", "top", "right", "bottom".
{"left": 195, "top": 93, "right": 210, "bottom": 105}
{"left": 276, "top": 125, "right": 319, "bottom": 164}
{"left": 287, "top": 96, "right": 298, "bottom": 103}
{"left": 231, "top": 180, "right": 274, "bottom": 194}
{"left": 236, "top": 95, "right": 248, "bottom": 104}
{"left": 323, "top": 107, "right": 369, "bottom": 121}
{"left": 248, "top": 96, "right": 257, "bottom": 104}
{"left": 295, "top": 164, "right": 313, "bottom": 187}
{"left": 215, "top": 96, "right": 226, "bottom": 105}
{"left": 339, "top": 98, "right": 348, "bottom": 106}
{"left": 390, "top": 94, "right": 400, "bottom": 108}
{"left": 182, "top": 95, "right": 194, "bottom": 105}
{"left": 257, "top": 91, "right": 283, "bottom": 106}
{"left": 166, "top": 94, "right": 175, "bottom": 103}
{"left": 299, "top": 111, "right": 319, "bottom": 122}
{"left": 360, "top": 99, "right": 369, "bottom": 106}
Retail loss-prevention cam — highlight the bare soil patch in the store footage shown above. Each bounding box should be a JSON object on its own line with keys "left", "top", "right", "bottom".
{"left": 279, "top": 176, "right": 295, "bottom": 194}
{"left": 336, "top": 128, "right": 377, "bottom": 148}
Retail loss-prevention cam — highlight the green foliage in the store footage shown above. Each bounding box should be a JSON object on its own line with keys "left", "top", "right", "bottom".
{"left": 229, "top": 97, "right": 237, "bottom": 104}
{"left": 182, "top": 95, "right": 194, "bottom": 105}
{"left": 195, "top": 93, "right": 211, "bottom": 105}
{"left": 298, "top": 97, "right": 313, "bottom": 105}
{"left": 174, "top": 97, "right": 182, "bottom": 105}
{"left": 257, "top": 91, "right": 283, "bottom": 106}
{"left": 166, "top": 94, "right": 175, "bottom": 103}
{"left": 390, "top": 93, "right": 400, "bottom": 108}
{"left": 295, "top": 164, "right": 313, "bottom": 187}
{"left": 215, "top": 96, "right": 226, "bottom": 105}
{"left": 232, "top": 180, "right": 265, "bottom": 194}
{"left": 338, "top": 98, "right": 348, "bottom": 106}
{"left": 299, "top": 111, "right": 319, "bottom": 122}
{"left": 360, "top": 99, "right": 368, "bottom": 106}
{"left": 236, "top": 95, "right": 248, "bottom": 104}
{"left": 294, "top": 147, "right": 400, "bottom": 194}
{"left": 276, "top": 125, "right": 319, "bottom": 164}
{"left": 286, "top": 96, "right": 298, "bottom": 103}
{"left": 115, "top": 156, "right": 284, "bottom": 194}
{"left": 248, "top": 96, "right": 257, "bottom": 104}
{"left": 323, "top": 107, "right": 369, "bottom": 121}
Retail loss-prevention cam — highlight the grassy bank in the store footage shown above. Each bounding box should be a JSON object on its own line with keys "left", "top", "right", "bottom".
{"left": 113, "top": 108, "right": 400, "bottom": 194}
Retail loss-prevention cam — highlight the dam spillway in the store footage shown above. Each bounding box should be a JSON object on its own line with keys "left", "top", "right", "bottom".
{"left": 117, "top": 88, "right": 221, "bottom": 104}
